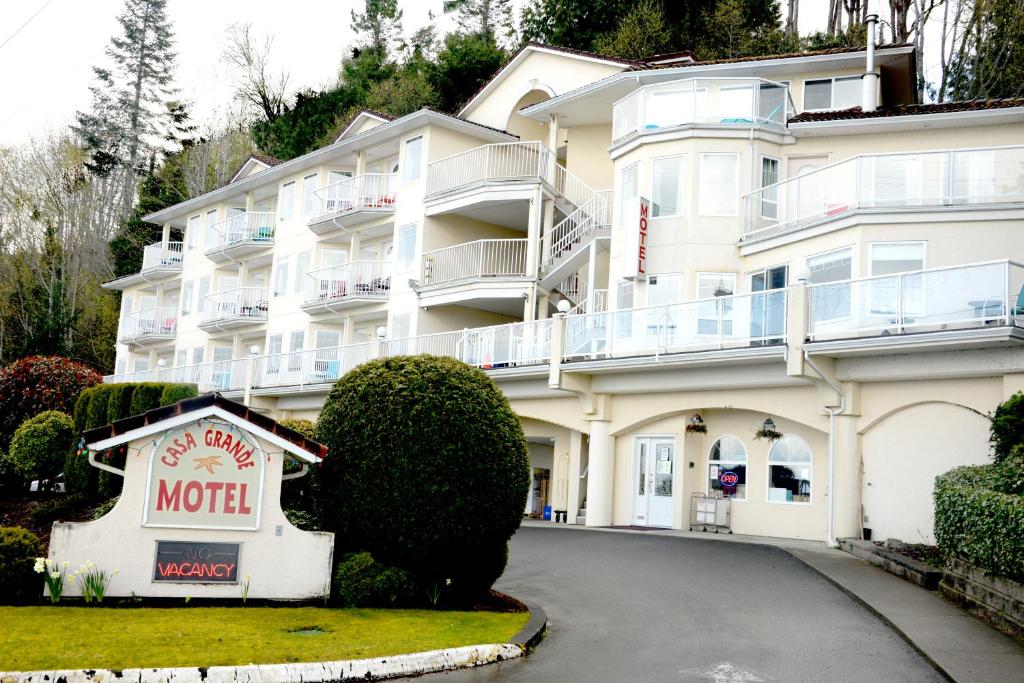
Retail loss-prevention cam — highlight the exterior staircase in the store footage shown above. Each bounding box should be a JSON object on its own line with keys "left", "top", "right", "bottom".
{"left": 541, "top": 189, "right": 613, "bottom": 291}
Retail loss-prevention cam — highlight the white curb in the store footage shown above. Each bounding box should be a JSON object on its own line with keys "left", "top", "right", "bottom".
{"left": 0, "top": 643, "right": 524, "bottom": 683}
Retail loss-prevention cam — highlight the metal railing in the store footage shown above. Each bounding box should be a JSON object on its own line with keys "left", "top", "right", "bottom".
{"left": 207, "top": 212, "right": 276, "bottom": 249}
{"left": 422, "top": 239, "right": 529, "bottom": 286}
{"left": 382, "top": 319, "right": 553, "bottom": 368}
{"left": 807, "top": 260, "right": 1024, "bottom": 341}
{"left": 119, "top": 306, "right": 177, "bottom": 341}
{"left": 141, "top": 241, "right": 183, "bottom": 270}
{"left": 564, "top": 290, "right": 788, "bottom": 359}
{"left": 546, "top": 191, "right": 613, "bottom": 267}
{"left": 743, "top": 145, "right": 1024, "bottom": 240}
{"left": 313, "top": 173, "right": 396, "bottom": 218}
{"left": 570, "top": 289, "right": 608, "bottom": 315}
{"left": 103, "top": 359, "right": 249, "bottom": 393}
{"left": 426, "top": 141, "right": 552, "bottom": 196}
{"left": 201, "top": 287, "right": 269, "bottom": 323}
{"left": 255, "top": 341, "right": 377, "bottom": 388}
{"left": 612, "top": 77, "right": 793, "bottom": 142}
{"left": 303, "top": 261, "right": 391, "bottom": 304}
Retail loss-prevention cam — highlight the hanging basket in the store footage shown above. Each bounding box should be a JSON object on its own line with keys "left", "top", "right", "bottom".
{"left": 754, "top": 427, "right": 784, "bottom": 441}
{"left": 685, "top": 423, "right": 707, "bottom": 434}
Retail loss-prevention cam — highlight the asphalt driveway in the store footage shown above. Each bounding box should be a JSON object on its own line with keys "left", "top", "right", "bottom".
{"left": 425, "top": 526, "right": 944, "bottom": 682}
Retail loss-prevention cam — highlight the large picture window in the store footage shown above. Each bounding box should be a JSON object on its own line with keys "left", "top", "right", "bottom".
{"left": 651, "top": 156, "right": 684, "bottom": 217}
{"left": 768, "top": 436, "right": 812, "bottom": 504}
{"left": 709, "top": 435, "right": 747, "bottom": 500}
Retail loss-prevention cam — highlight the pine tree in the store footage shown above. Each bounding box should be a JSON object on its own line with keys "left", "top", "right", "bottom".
{"left": 74, "top": 0, "right": 177, "bottom": 220}
{"left": 447, "top": 0, "right": 516, "bottom": 44}
{"left": 351, "top": 0, "right": 404, "bottom": 58}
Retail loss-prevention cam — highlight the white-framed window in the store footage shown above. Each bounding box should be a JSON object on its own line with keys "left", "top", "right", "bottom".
{"left": 869, "top": 241, "right": 926, "bottom": 276}
{"left": 807, "top": 246, "right": 853, "bottom": 323}
{"left": 709, "top": 435, "right": 747, "bottom": 501}
{"left": 696, "top": 272, "right": 736, "bottom": 336}
{"left": 758, "top": 80, "right": 790, "bottom": 122}
{"left": 192, "top": 347, "right": 205, "bottom": 365}
{"left": 402, "top": 136, "right": 423, "bottom": 183}
{"left": 760, "top": 156, "right": 780, "bottom": 220}
{"left": 396, "top": 224, "right": 417, "bottom": 271}
{"left": 391, "top": 313, "right": 411, "bottom": 340}
{"left": 698, "top": 153, "right": 739, "bottom": 216}
{"left": 175, "top": 349, "right": 187, "bottom": 368}
{"left": 267, "top": 334, "right": 283, "bottom": 375}
{"left": 187, "top": 215, "right": 200, "bottom": 249}
{"left": 646, "top": 273, "right": 681, "bottom": 308}
{"left": 316, "top": 329, "right": 340, "bottom": 349}
{"left": 803, "top": 76, "right": 861, "bottom": 111}
{"left": 205, "top": 211, "right": 220, "bottom": 249}
{"left": 619, "top": 162, "right": 639, "bottom": 228}
{"left": 768, "top": 435, "right": 812, "bottom": 504}
{"left": 180, "top": 281, "right": 192, "bottom": 316}
{"left": 115, "top": 359, "right": 126, "bottom": 376}
{"left": 205, "top": 209, "right": 218, "bottom": 245}
{"left": 295, "top": 251, "right": 311, "bottom": 295}
{"left": 196, "top": 277, "right": 210, "bottom": 314}
{"left": 651, "top": 155, "right": 684, "bottom": 218}
{"left": 274, "top": 256, "right": 290, "bottom": 296}
{"left": 278, "top": 180, "right": 295, "bottom": 220}
{"left": 301, "top": 174, "right": 318, "bottom": 215}
{"left": 288, "top": 330, "right": 305, "bottom": 372}
{"left": 132, "top": 358, "right": 150, "bottom": 373}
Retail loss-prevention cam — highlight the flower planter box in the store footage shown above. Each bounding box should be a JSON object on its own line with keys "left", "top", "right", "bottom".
{"left": 838, "top": 538, "right": 944, "bottom": 590}
{"left": 940, "top": 556, "right": 1024, "bottom": 641}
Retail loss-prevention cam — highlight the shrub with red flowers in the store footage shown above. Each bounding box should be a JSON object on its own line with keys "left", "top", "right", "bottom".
{"left": 0, "top": 356, "right": 101, "bottom": 450}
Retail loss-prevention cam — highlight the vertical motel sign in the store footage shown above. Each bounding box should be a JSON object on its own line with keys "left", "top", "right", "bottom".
{"left": 624, "top": 197, "right": 651, "bottom": 280}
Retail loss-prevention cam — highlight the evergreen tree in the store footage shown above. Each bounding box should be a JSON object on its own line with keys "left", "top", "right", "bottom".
{"left": 593, "top": 0, "right": 673, "bottom": 60}
{"left": 448, "top": 0, "right": 516, "bottom": 44}
{"left": 429, "top": 33, "right": 508, "bottom": 113}
{"left": 351, "top": 0, "right": 404, "bottom": 58}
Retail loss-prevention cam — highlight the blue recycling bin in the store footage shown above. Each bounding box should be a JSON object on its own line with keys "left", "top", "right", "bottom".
{"left": 543, "top": 505, "right": 552, "bottom": 521}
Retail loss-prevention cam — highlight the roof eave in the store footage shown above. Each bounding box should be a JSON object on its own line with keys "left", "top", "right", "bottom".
{"left": 789, "top": 106, "right": 1024, "bottom": 135}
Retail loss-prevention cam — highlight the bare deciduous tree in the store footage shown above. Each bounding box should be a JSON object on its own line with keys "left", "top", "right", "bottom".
{"left": 222, "top": 23, "right": 290, "bottom": 124}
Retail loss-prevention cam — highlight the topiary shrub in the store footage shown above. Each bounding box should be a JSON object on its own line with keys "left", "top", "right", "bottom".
{"left": 990, "top": 392, "right": 1024, "bottom": 463}
{"left": 934, "top": 464, "right": 1024, "bottom": 581}
{"left": 279, "top": 418, "right": 316, "bottom": 439}
{"left": 128, "top": 382, "right": 165, "bottom": 416}
{"left": 0, "top": 527, "right": 42, "bottom": 603}
{"left": 159, "top": 383, "right": 198, "bottom": 406}
{"left": 105, "top": 384, "right": 136, "bottom": 424}
{"left": 9, "top": 411, "right": 74, "bottom": 483}
{"left": 0, "top": 356, "right": 100, "bottom": 451}
{"left": 333, "top": 552, "right": 417, "bottom": 607}
{"left": 315, "top": 355, "right": 529, "bottom": 605}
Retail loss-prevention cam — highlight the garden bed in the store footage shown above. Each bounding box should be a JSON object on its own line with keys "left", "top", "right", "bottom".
{"left": 0, "top": 605, "right": 529, "bottom": 672}
{"left": 839, "top": 538, "right": 944, "bottom": 590}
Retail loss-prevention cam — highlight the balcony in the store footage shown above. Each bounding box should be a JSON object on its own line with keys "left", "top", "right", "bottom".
{"left": 118, "top": 306, "right": 177, "bottom": 346}
{"left": 254, "top": 342, "right": 377, "bottom": 389}
{"left": 564, "top": 290, "right": 787, "bottom": 360}
{"left": 301, "top": 261, "right": 391, "bottom": 315}
{"left": 426, "top": 141, "right": 552, "bottom": 198}
{"left": 806, "top": 260, "right": 1024, "bottom": 351}
{"left": 102, "top": 241, "right": 183, "bottom": 290}
{"left": 103, "top": 359, "right": 248, "bottom": 393}
{"left": 205, "top": 212, "right": 276, "bottom": 263}
{"left": 198, "top": 287, "right": 269, "bottom": 332}
{"left": 308, "top": 173, "right": 397, "bottom": 238}
{"left": 419, "top": 239, "right": 531, "bottom": 314}
{"left": 382, "top": 320, "right": 553, "bottom": 369}
{"left": 541, "top": 191, "right": 613, "bottom": 288}
{"left": 612, "top": 78, "right": 792, "bottom": 144}
{"left": 743, "top": 145, "right": 1024, "bottom": 243}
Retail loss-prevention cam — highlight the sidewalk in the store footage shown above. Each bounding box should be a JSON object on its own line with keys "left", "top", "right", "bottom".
{"left": 521, "top": 520, "right": 1024, "bottom": 682}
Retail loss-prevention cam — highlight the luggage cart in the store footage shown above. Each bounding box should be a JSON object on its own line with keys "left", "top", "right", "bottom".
{"left": 689, "top": 492, "right": 732, "bottom": 533}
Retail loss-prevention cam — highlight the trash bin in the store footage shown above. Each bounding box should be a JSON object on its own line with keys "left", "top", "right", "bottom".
{"left": 542, "top": 505, "right": 552, "bottom": 521}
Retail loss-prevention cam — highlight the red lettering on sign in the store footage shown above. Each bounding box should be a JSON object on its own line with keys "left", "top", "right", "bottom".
{"left": 637, "top": 201, "right": 649, "bottom": 275}
{"left": 156, "top": 480, "right": 181, "bottom": 511}
{"left": 156, "top": 562, "right": 236, "bottom": 578}
{"left": 154, "top": 480, "right": 258, "bottom": 515}
{"left": 205, "top": 481, "right": 224, "bottom": 513}
{"left": 183, "top": 481, "right": 203, "bottom": 512}
{"left": 223, "top": 482, "right": 236, "bottom": 514}
{"left": 160, "top": 431, "right": 197, "bottom": 468}
{"left": 238, "top": 483, "right": 252, "bottom": 514}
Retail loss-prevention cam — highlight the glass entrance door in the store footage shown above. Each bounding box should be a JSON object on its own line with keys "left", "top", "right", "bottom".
{"left": 632, "top": 437, "right": 676, "bottom": 527}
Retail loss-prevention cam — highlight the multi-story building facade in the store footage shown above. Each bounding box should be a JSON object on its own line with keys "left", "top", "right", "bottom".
{"left": 104, "top": 28, "right": 1024, "bottom": 547}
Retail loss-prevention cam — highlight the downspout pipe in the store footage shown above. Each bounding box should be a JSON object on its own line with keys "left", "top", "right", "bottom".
{"left": 803, "top": 349, "right": 845, "bottom": 548}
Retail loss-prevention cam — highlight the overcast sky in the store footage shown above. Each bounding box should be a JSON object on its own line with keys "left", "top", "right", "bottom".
{"left": 0, "top": 1, "right": 865, "bottom": 147}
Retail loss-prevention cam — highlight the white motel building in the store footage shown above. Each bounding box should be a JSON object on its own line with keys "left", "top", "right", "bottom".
{"left": 104, "top": 29, "right": 1024, "bottom": 546}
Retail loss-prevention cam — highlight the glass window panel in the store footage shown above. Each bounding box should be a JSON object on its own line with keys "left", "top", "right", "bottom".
{"left": 654, "top": 442, "right": 673, "bottom": 497}
{"left": 397, "top": 224, "right": 417, "bottom": 271}
{"left": 295, "top": 251, "right": 311, "bottom": 293}
{"left": 719, "top": 86, "right": 754, "bottom": 120}
{"left": 301, "top": 174, "right": 318, "bottom": 214}
{"left": 637, "top": 443, "right": 646, "bottom": 496}
{"left": 403, "top": 136, "right": 423, "bottom": 183}
{"left": 288, "top": 330, "right": 304, "bottom": 372}
{"left": 870, "top": 243, "right": 925, "bottom": 275}
{"left": 758, "top": 82, "right": 787, "bottom": 123}
{"left": 187, "top": 216, "right": 200, "bottom": 249}
{"left": 278, "top": 181, "right": 295, "bottom": 220}
{"left": 808, "top": 248, "right": 852, "bottom": 321}
{"left": 652, "top": 156, "right": 684, "bottom": 217}
{"left": 648, "top": 88, "right": 688, "bottom": 128}
{"left": 833, "top": 77, "right": 862, "bottom": 109}
{"left": 803, "top": 79, "right": 832, "bottom": 110}
{"left": 267, "top": 334, "right": 283, "bottom": 374}
{"left": 274, "top": 257, "right": 290, "bottom": 296}
{"left": 769, "top": 436, "right": 812, "bottom": 503}
{"left": 180, "top": 282, "right": 192, "bottom": 316}
{"left": 619, "top": 163, "right": 639, "bottom": 228}
{"left": 196, "top": 278, "right": 210, "bottom": 314}
{"left": 697, "top": 273, "right": 735, "bottom": 336}
{"left": 761, "top": 157, "right": 780, "bottom": 219}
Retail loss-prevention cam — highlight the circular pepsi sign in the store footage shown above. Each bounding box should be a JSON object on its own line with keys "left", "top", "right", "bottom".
{"left": 719, "top": 470, "right": 739, "bottom": 487}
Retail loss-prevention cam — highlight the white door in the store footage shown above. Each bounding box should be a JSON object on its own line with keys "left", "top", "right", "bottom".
{"left": 632, "top": 437, "right": 676, "bottom": 527}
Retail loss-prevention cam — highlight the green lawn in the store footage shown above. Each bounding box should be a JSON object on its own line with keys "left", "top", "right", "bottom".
{"left": 0, "top": 606, "right": 528, "bottom": 671}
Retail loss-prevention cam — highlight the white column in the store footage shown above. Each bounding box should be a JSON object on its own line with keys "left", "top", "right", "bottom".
{"left": 832, "top": 414, "right": 861, "bottom": 540}
{"left": 524, "top": 188, "right": 544, "bottom": 321}
{"left": 355, "top": 150, "right": 366, "bottom": 177}
{"left": 585, "top": 419, "right": 615, "bottom": 527}
{"left": 567, "top": 429, "right": 584, "bottom": 524}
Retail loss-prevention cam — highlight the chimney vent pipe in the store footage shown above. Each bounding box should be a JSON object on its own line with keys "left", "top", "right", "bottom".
{"left": 862, "top": 14, "right": 879, "bottom": 113}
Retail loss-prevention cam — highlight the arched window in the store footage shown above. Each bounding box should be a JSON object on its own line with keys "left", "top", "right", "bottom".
{"left": 767, "top": 436, "right": 812, "bottom": 504}
{"left": 709, "top": 436, "right": 747, "bottom": 500}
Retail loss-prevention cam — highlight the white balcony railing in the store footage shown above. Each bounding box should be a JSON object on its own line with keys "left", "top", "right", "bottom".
{"left": 207, "top": 212, "right": 276, "bottom": 249}
{"left": 612, "top": 77, "right": 792, "bottom": 142}
{"left": 807, "top": 260, "right": 1024, "bottom": 341}
{"left": 141, "top": 241, "right": 183, "bottom": 270}
{"left": 201, "top": 287, "right": 269, "bottom": 323}
{"left": 564, "top": 290, "right": 787, "bottom": 359}
{"left": 426, "top": 141, "right": 552, "bottom": 196}
{"left": 103, "top": 358, "right": 249, "bottom": 393}
{"left": 743, "top": 145, "right": 1024, "bottom": 240}
{"left": 381, "top": 319, "right": 553, "bottom": 369}
{"left": 313, "top": 173, "right": 396, "bottom": 219}
{"left": 421, "top": 239, "right": 529, "bottom": 287}
{"left": 546, "top": 191, "right": 612, "bottom": 267}
{"left": 119, "top": 306, "right": 177, "bottom": 341}
{"left": 303, "top": 261, "right": 391, "bottom": 305}
{"left": 255, "top": 341, "right": 378, "bottom": 388}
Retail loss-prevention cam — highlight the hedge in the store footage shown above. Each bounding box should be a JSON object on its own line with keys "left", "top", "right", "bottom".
{"left": 314, "top": 355, "right": 529, "bottom": 605}
{"left": 990, "top": 392, "right": 1024, "bottom": 464}
{"left": 333, "top": 552, "right": 417, "bottom": 607}
{"left": 934, "top": 464, "right": 1024, "bottom": 582}
{"left": 64, "top": 382, "right": 198, "bottom": 499}
{"left": 9, "top": 411, "right": 75, "bottom": 483}
{"left": 0, "top": 356, "right": 100, "bottom": 450}
{"left": 0, "top": 527, "right": 41, "bottom": 603}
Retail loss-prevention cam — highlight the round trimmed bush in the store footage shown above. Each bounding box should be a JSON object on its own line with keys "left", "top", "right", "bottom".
{"left": 0, "top": 527, "right": 42, "bottom": 603}
{"left": 279, "top": 418, "right": 316, "bottom": 440}
{"left": 159, "top": 383, "right": 198, "bottom": 406}
{"left": 990, "top": 392, "right": 1024, "bottom": 463}
{"left": 0, "top": 356, "right": 100, "bottom": 450}
{"left": 333, "top": 552, "right": 417, "bottom": 607}
{"left": 9, "top": 411, "right": 75, "bottom": 483}
{"left": 314, "top": 355, "right": 529, "bottom": 604}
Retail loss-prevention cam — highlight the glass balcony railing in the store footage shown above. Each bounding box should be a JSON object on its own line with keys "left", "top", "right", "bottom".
{"left": 612, "top": 77, "right": 792, "bottom": 142}
{"left": 743, "top": 145, "right": 1024, "bottom": 240}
